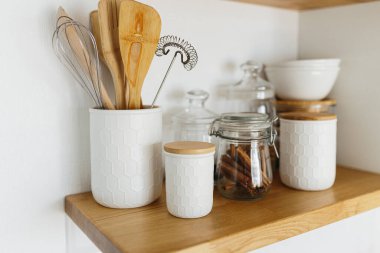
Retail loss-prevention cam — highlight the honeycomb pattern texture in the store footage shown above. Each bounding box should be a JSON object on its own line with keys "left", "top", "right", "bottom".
{"left": 280, "top": 119, "right": 336, "bottom": 191}
{"left": 90, "top": 108, "right": 163, "bottom": 208}
{"left": 165, "top": 153, "right": 214, "bottom": 218}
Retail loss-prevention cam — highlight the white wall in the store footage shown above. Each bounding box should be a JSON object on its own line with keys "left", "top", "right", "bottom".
{"left": 254, "top": 2, "right": 380, "bottom": 253}
{"left": 0, "top": 0, "right": 298, "bottom": 252}
{"left": 299, "top": 1, "right": 380, "bottom": 173}
{"left": 254, "top": 207, "right": 380, "bottom": 253}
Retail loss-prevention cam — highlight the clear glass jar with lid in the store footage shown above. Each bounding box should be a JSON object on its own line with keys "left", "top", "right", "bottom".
{"left": 209, "top": 113, "right": 278, "bottom": 200}
{"left": 171, "top": 90, "right": 218, "bottom": 143}
{"left": 224, "top": 61, "right": 276, "bottom": 116}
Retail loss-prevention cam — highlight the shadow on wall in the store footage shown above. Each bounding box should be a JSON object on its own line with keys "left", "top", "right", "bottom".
{"left": 49, "top": 5, "right": 94, "bottom": 195}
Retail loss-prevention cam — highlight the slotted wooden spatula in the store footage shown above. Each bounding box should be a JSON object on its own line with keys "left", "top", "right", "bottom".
{"left": 119, "top": 0, "right": 161, "bottom": 109}
{"left": 98, "top": 0, "right": 126, "bottom": 109}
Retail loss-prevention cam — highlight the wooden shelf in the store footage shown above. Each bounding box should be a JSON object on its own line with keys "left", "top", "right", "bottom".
{"left": 232, "top": 0, "right": 377, "bottom": 10}
{"left": 65, "top": 166, "right": 380, "bottom": 253}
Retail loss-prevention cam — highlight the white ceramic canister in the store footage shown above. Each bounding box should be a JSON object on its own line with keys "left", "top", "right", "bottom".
{"left": 280, "top": 112, "right": 337, "bottom": 191}
{"left": 164, "top": 141, "right": 215, "bottom": 218}
{"left": 90, "top": 107, "right": 163, "bottom": 208}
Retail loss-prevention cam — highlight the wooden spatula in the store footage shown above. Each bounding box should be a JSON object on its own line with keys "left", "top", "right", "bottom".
{"left": 98, "top": 0, "right": 127, "bottom": 109}
{"left": 119, "top": 0, "right": 161, "bottom": 109}
{"left": 57, "top": 7, "right": 115, "bottom": 110}
{"left": 90, "top": 11, "right": 105, "bottom": 63}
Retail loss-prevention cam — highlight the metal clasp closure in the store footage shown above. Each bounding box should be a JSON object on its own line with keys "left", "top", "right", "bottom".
{"left": 209, "top": 118, "right": 222, "bottom": 137}
{"left": 269, "top": 115, "right": 279, "bottom": 159}
{"left": 270, "top": 126, "right": 279, "bottom": 158}
{"left": 209, "top": 114, "right": 279, "bottom": 159}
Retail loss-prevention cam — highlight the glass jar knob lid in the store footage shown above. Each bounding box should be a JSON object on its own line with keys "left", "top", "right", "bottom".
{"left": 186, "top": 89, "right": 209, "bottom": 101}
{"left": 221, "top": 112, "right": 269, "bottom": 123}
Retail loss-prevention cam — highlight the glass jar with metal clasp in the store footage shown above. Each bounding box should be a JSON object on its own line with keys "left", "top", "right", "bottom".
{"left": 209, "top": 112, "right": 278, "bottom": 200}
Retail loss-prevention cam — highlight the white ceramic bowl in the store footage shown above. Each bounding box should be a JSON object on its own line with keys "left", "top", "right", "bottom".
{"left": 265, "top": 67, "right": 340, "bottom": 100}
{"left": 268, "top": 59, "right": 341, "bottom": 68}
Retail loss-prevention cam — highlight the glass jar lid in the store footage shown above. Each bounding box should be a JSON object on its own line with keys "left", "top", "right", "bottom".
{"left": 172, "top": 90, "right": 219, "bottom": 125}
{"left": 209, "top": 112, "right": 278, "bottom": 141}
{"left": 227, "top": 61, "right": 275, "bottom": 100}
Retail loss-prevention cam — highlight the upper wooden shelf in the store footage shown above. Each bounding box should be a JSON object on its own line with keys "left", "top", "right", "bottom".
{"left": 232, "top": 0, "right": 377, "bottom": 10}
{"left": 65, "top": 166, "right": 380, "bottom": 253}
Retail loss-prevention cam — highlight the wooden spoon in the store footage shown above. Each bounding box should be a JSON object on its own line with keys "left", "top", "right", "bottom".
{"left": 119, "top": 0, "right": 161, "bottom": 109}
{"left": 57, "top": 7, "right": 115, "bottom": 110}
{"left": 98, "top": 0, "right": 127, "bottom": 109}
{"left": 90, "top": 11, "right": 105, "bottom": 63}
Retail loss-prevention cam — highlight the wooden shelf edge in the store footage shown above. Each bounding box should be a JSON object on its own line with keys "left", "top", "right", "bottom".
{"left": 64, "top": 167, "right": 380, "bottom": 253}
{"left": 181, "top": 190, "right": 380, "bottom": 252}
{"left": 66, "top": 188, "right": 380, "bottom": 253}
{"left": 65, "top": 197, "right": 121, "bottom": 253}
{"left": 230, "top": 0, "right": 378, "bottom": 11}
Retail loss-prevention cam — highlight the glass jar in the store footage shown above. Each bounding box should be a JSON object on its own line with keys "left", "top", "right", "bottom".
{"left": 209, "top": 113, "right": 278, "bottom": 200}
{"left": 171, "top": 90, "right": 218, "bottom": 143}
{"left": 224, "top": 61, "right": 276, "bottom": 116}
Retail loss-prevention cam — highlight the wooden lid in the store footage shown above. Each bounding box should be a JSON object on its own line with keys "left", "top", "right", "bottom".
{"left": 279, "top": 112, "right": 337, "bottom": 121}
{"left": 273, "top": 98, "right": 336, "bottom": 106}
{"left": 164, "top": 141, "right": 215, "bottom": 155}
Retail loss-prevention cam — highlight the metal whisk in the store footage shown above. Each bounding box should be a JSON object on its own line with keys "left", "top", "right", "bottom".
{"left": 151, "top": 35, "right": 198, "bottom": 107}
{"left": 52, "top": 9, "right": 114, "bottom": 109}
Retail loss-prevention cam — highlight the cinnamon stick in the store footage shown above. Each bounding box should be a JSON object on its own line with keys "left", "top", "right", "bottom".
{"left": 219, "top": 144, "right": 272, "bottom": 197}
{"left": 219, "top": 161, "right": 254, "bottom": 194}
{"left": 236, "top": 146, "right": 251, "bottom": 170}
{"left": 230, "top": 144, "right": 236, "bottom": 159}
{"left": 236, "top": 146, "right": 268, "bottom": 187}
{"left": 221, "top": 154, "right": 249, "bottom": 177}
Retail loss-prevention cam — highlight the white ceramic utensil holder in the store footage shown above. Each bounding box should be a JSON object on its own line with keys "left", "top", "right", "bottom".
{"left": 280, "top": 113, "right": 337, "bottom": 191}
{"left": 164, "top": 142, "right": 215, "bottom": 218}
{"left": 90, "top": 107, "right": 163, "bottom": 208}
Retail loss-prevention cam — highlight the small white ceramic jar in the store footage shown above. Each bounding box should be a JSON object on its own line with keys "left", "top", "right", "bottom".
{"left": 90, "top": 107, "right": 163, "bottom": 208}
{"left": 280, "top": 112, "right": 337, "bottom": 191}
{"left": 164, "top": 141, "right": 215, "bottom": 218}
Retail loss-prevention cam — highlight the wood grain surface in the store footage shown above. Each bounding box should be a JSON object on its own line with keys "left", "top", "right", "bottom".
{"left": 164, "top": 141, "right": 216, "bottom": 155}
{"left": 90, "top": 11, "right": 104, "bottom": 63}
{"left": 119, "top": 0, "right": 161, "bottom": 110}
{"left": 98, "top": 0, "right": 127, "bottom": 109}
{"left": 279, "top": 112, "right": 337, "bottom": 121}
{"left": 232, "top": 0, "right": 377, "bottom": 10}
{"left": 273, "top": 99, "right": 337, "bottom": 106}
{"left": 65, "top": 166, "right": 380, "bottom": 253}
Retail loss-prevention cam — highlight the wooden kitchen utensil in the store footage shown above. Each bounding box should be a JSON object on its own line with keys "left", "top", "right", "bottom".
{"left": 90, "top": 11, "right": 105, "bottom": 63}
{"left": 119, "top": 0, "right": 161, "bottom": 109}
{"left": 55, "top": 7, "right": 115, "bottom": 110}
{"left": 98, "top": 0, "right": 127, "bottom": 109}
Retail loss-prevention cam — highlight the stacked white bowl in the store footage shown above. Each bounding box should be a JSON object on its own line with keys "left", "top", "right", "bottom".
{"left": 265, "top": 59, "right": 341, "bottom": 100}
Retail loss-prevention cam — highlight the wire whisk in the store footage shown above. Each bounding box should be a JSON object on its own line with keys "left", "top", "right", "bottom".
{"left": 151, "top": 35, "right": 198, "bottom": 107}
{"left": 52, "top": 8, "right": 114, "bottom": 109}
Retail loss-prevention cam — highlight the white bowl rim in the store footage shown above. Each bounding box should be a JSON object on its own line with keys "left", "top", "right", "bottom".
{"left": 267, "top": 58, "right": 341, "bottom": 67}
{"left": 265, "top": 67, "right": 341, "bottom": 72}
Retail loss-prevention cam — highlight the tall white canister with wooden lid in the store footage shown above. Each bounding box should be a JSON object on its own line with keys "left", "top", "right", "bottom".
{"left": 279, "top": 112, "right": 337, "bottom": 191}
